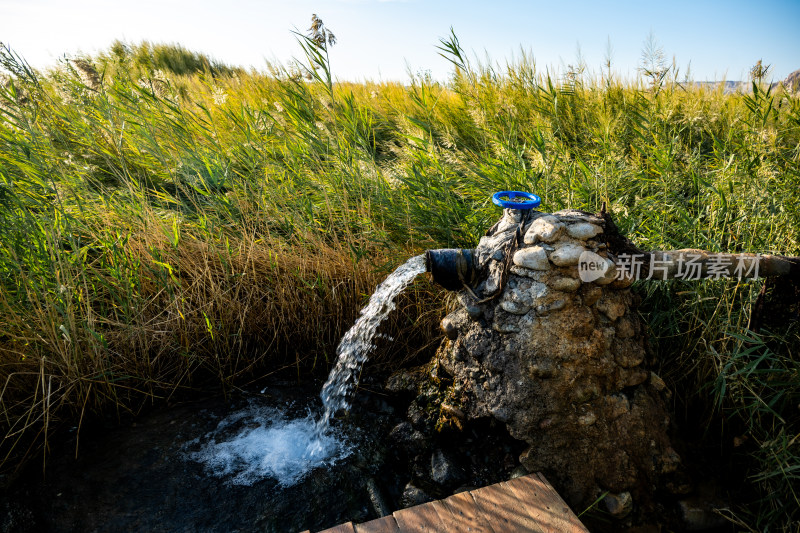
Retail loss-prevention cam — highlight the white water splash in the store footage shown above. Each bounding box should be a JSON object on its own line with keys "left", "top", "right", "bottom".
{"left": 316, "top": 254, "right": 427, "bottom": 434}
{"left": 188, "top": 255, "right": 426, "bottom": 486}
{"left": 188, "top": 406, "right": 352, "bottom": 486}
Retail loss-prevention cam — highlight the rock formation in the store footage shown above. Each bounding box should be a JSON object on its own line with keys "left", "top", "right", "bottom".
{"left": 427, "top": 208, "right": 680, "bottom": 513}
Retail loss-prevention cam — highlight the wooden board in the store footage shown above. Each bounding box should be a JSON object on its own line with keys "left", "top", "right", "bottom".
{"left": 309, "top": 473, "right": 588, "bottom": 533}
{"left": 354, "top": 515, "right": 400, "bottom": 533}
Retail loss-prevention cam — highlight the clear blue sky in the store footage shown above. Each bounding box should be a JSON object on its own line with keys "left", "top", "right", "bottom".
{"left": 2, "top": 0, "right": 799, "bottom": 82}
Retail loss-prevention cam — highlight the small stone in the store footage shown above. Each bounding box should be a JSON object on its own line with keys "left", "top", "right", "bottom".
{"left": 567, "top": 222, "right": 602, "bottom": 240}
{"left": 614, "top": 339, "right": 645, "bottom": 368}
{"left": 466, "top": 305, "right": 482, "bottom": 319}
{"left": 650, "top": 372, "right": 667, "bottom": 392}
{"left": 389, "top": 422, "right": 428, "bottom": 455}
{"left": 603, "top": 491, "right": 633, "bottom": 517}
{"left": 400, "top": 482, "right": 434, "bottom": 508}
{"left": 499, "top": 300, "right": 531, "bottom": 315}
{"left": 509, "top": 266, "right": 547, "bottom": 281}
{"left": 509, "top": 465, "right": 529, "bottom": 479}
{"left": 549, "top": 276, "right": 581, "bottom": 292}
{"left": 430, "top": 449, "right": 466, "bottom": 487}
{"left": 513, "top": 246, "right": 550, "bottom": 270}
{"left": 578, "top": 411, "right": 597, "bottom": 426}
{"left": 524, "top": 216, "right": 563, "bottom": 244}
{"left": 623, "top": 369, "right": 649, "bottom": 387}
{"left": 550, "top": 243, "right": 585, "bottom": 266}
{"left": 519, "top": 446, "right": 535, "bottom": 464}
{"left": 535, "top": 299, "right": 566, "bottom": 316}
{"left": 441, "top": 317, "right": 458, "bottom": 339}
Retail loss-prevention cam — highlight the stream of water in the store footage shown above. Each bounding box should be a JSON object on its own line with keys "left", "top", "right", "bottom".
{"left": 191, "top": 254, "right": 427, "bottom": 486}
{"left": 316, "top": 254, "right": 427, "bottom": 436}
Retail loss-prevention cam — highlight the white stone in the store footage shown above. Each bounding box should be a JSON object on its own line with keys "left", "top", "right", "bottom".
{"left": 523, "top": 216, "right": 564, "bottom": 244}
{"left": 509, "top": 266, "right": 546, "bottom": 281}
{"left": 549, "top": 243, "right": 585, "bottom": 266}
{"left": 500, "top": 300, "right": 531, "bottom": 315}
{"left": 567, "top": 222, "right": 602, "bottom": 240}
{"left": 512, "top": 246, "right": 550, "bottom": 270}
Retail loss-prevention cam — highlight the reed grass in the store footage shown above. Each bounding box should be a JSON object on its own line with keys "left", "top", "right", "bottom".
{"left": 0, "top": 34, "right": 798, "bottom": 528}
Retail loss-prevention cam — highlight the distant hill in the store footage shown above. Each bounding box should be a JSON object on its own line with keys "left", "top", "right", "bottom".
{"left": 783, "top": 69, "right": 800, "bottom": 92}
{"left": 692, "top": 70, "right": 800, "bottom": 94}
{"left": 692, "top": 80, "right": 749, "bottom": 94}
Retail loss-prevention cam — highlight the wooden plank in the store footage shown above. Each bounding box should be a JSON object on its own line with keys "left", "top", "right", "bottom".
{"left": 392, "top": 501, "right": 446, "bottom": 533}
{"left": 469, "top": 480, "right": 546, "bottom": 533}
{"left": 354, "top": 515, "right": 400, "bottom": 533}
{"left": 317, "top": 522, "right": 357, "bottom": 533}
{"left": 432, "top": 490, "right": 494, "bottom": 533}
{"left": 503, "top": 473, "right": 588, "bottom": 533}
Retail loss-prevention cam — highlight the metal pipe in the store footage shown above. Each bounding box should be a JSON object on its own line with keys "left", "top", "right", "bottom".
{"left": 424, "top": 248, "right": 478, "bottom": 291}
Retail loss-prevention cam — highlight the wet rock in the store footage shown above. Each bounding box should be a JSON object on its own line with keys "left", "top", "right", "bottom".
{"left": 604, "top": 491, "right": 633, "bottom": 517}
{"left": 567, "top": 222, "right": 602, "bottom": 240}
{"left": 430, "top": 449, "right": 466, "bottom": 488}
{"left": 389, "top": 422, "right": 428, "bottom": 455}
{"left": 509, "top": 465, "right": 529, "bottom": 479}
{"left": 365, "top": 478, "right": 391, "bottom": 518}
{"left": 678, "top": 498, "right": 727, "bottom": 531}
{"left": 0, "top": 500, "right": 37, "bottom": 533}
{"left": 400, "top": 482, "right": 433, "bottom": 508}
{"left": 513, "top": 246, "right": 550, "bottom": 270}
{"left": 550, "top": 243, "right": 586, "bottom": 266}
{"left": 524, "top": 216, "right": 564, "bottom": 244}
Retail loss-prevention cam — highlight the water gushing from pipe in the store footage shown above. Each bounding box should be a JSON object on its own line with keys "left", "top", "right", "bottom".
{"left": 314, "top": 254, "right": 427, "bottom": 441}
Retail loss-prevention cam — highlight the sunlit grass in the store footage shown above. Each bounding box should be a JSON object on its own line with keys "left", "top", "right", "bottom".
{"left": 0, "top": 34, "right": 798, "bottom": 529}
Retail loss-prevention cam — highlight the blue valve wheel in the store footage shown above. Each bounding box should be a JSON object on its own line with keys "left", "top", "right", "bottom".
{"left": 491, "top": 191, "right": 541, "bottom": 210}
